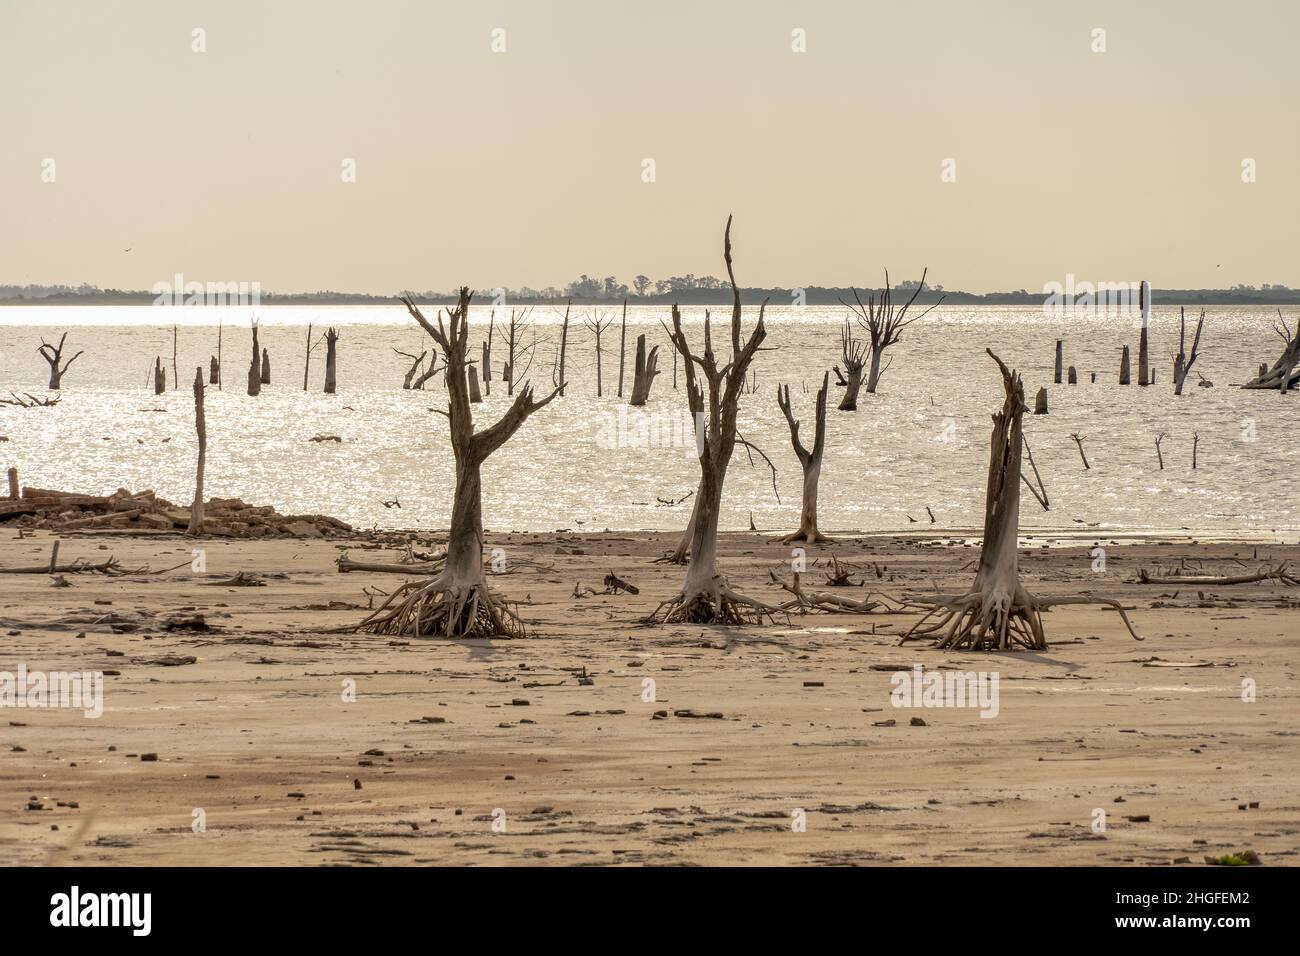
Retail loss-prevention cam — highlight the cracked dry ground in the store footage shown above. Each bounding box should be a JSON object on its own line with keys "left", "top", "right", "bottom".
{"left": 1, "top": 529, "right": 1297, "bottom": 865}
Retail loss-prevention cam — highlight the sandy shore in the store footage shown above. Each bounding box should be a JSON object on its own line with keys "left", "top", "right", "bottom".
{"left": 1, "top": 527, "right": 1296, "bottom": 866}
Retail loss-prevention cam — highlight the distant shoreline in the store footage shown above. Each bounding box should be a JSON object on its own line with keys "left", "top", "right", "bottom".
{"left": 4, "top": 289, "right": 1300, "bottom": 307}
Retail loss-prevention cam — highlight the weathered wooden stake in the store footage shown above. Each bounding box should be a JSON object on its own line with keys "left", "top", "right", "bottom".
{"left": 1067, "top": 366, "right": 1077, "bottom": 384}
{"left": 1054, "top": 338, "right": 1063, "bottom": 384}
{"left": 1119, "top": 345, "right": 1131, "bottom": 384}
{"left": 1033, "top": 386, "right": 1048, "bottom": 414}
{"left": 188, "top": 367, "right": 206, "bottom": 535}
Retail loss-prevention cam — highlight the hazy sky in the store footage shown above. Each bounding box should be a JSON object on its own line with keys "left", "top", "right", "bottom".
{"left": 3, "top": 0, "right": 1297, "bottom": 293}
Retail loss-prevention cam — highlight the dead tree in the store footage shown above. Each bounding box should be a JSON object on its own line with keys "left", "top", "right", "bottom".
{"left": 901, "top": 351, "right": 1141, "bottom": 650}
{"left": 303, "top": 322, "right": 325, "bottom": 390}
{"left": 482, "top": 316, "right": 493, "bottom": 396}
{"left": 499, "top": 309, "right": 538, "bottom": 396}
{"left": 354, "top": 289, "right": 559, "bottom": 639}
{"left": 841, "top": 269, "right": 944, "bottom": 394}
{"left": 323, "top": 327, "right": 339, "bottom": 393}
{"left": 777, "top": 371, "right": 830, "bottom": 544}
{"left": 247, "top": 321, "right": 262, "bottom": 396}
{"left": 467, "top": 365, "right": 483, "bottom": 402}
{"left": 1138, "top": 280, "right": 1151, "bottom": 386}
{"left": 617, "top": 298, "right": 628, "bottom": 397}
{"left": 585, "top": 310, "right": 615, "bottom": 396}
{"left": 209, "top": 356, "right": 219, "bottom": 384}
{"left": 187, "top": 367, "right": 206, "bottom": 535}
{"left": 629, "top": 333, "right": 659, "bottom": 406}
{"left": 394, "top": 348, "right": 428, "bottom": 389}
{"left": 216, "top": 319, "right": 223, "bottom": 390}
{"left": 552, "top": 300, "right": 572, "bottom": 396}
{"left": 1242, "top": 312, "right": 1300, "bottom": 392}
{"left": 832, "top": 320, "right": 867, "bottom": 411}
{"left": 153, "top": 357, "right": 166, "bottom": 395}
{"left": 260, "top": 347, "right": 271, "bottom": 385}
{"left": 411, "top": 352, "right": 438, "bottom": 390}
{"left": 1172, "top": 307, "right": 1204, "bottom": 396}
{"left": 1119, "top": 345, "right": 1131, "bottom": 384}
{"left": 37, "top": 333, "right": 83, "bottom": 389}
{"left": 1054, "top": 339, "right": 1063, "bottom": 385}
{"left": 644, "top": 216, "right": 780, "bottom": 625}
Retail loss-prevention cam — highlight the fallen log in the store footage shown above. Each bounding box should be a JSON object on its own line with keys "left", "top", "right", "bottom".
{"left": 1137, "top": 563, "right": 1297, "bottom": 586}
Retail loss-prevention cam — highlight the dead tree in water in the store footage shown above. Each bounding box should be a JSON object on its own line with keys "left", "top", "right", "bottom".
{"left": 187, "top": 367, "right": 206, "bottom": 535}
{"left": 629, "top": 333, "right": 660, "bottom": 405}
{"left": 38, "top": 333, "right": 83, "bottom": 389}
{"left": 832, "top": 320, "right": 867, "bottom": 411}
{"left": 354, "top": 289, "right": 559, "bottom": 639}
{"left": 1119, "top": 345, "right": 1131, "bottom": 385}
{"left": 323, "top": 328, "right": 339, "bottom": 393}
{"left": 260, "top": 347, "right": 271, "bottom": 385}
{"left": 303, "top": 322, "right": 325, "bottom": 390}
{"left": 1172, "top": 307, "right": 1204, "bottom": 396}
{"left": 1138, "top": 280, "right": 1151, "bottom": 386}
{"left": 901, "top": 351, "right": 1142, "bottom": 650}
{"left": 209, "top": 356, "right": 219, "bottom": 384}
{"left": 1242, "top": 312, "right": 1300, "bottom": 392}
{"left": 152, "top": 357, "right": 166, "bottom": 395}
{"left": 499, "top": 309, "right": 538, "bottom": 396}
{"left": 552, "top": 300, "right": 572, "bottom": 396}
{"left": 777, "top": 371, "right": 830, "bottom": 544}
{"left": 482, "top": 317, "right": 493, "bottom": 396}
{"left": 644, "top": 217, "right": 780, "bottom": 625}
{"left": 411, "top": 352, "right": 438, "bottom": 390}
{"left": 584, "top": 310, "right": 615, "bottom": 396}
{"left": 841, "top": 269, "right": 944, "bottom": 394}
{"left": 394, "top": 348, "right": 428, "bottom": 389}
{"left": 616, "top": 298, "right": 628, "bottom": 397}
{"left": 247, "top": 321, "right": 262, "bottom": 396}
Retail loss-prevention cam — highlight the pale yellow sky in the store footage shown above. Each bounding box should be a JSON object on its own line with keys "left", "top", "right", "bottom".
{"left": 2, "top": 0, "right": 1296, "bottom": 293}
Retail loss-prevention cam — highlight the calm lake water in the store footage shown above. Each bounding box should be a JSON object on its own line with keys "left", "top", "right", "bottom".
{"left": 1, "top": 304, "right": 1295, "bottom": 536}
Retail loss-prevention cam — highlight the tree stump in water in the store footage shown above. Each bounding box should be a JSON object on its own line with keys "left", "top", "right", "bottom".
{"left": 153, "top": 357, "right": 166, "bottom": 395}
{"left": 629, "top": 333, "right": 659, "bottom": 406}
{"left": 777, "top": 371, "right": 830, "bottom": 543}
{"left": 467, "top": 365, "right": 483, "bottom": 402}
{"left": 247, "top": 321, "right": 262, "bottom": 396}
{"left": 38, "top": 332, "right": 83, "bottom": 390}
{"left": 1033, "top": 386, "right": 1047, "bottom": 414}
{"left": 1054, "top": 338, "right": 1063, "bottom": 384}
{"left": 323, "top": 328, "right": 339, "bottom": 394}
{"left": 833, "top": 320, "right": 866, "bottom": 411}
{"left": 1119, "top": 345, "right": 1130, "bottom": 384}
{"left": 1067, "top": 366, "right": 1077, "bottom": 384}
{"left": 188, "top": 367, "right": 206, "bottom": 536}
{"left": 260, "top": 348, "right": 271, "bottom": 385}
{"left": 209, "top": 356, "right": 219, "bottom": 384}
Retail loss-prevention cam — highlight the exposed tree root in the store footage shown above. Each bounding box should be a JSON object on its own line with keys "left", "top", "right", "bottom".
{"left": 354, "top": 575, "right": 525, "bottom": 639}
{"left": 642, "top": 574, "right": 784, "bottom": 625}
{"left": 779, "top": 529, "right": 834, "bottom": 545}
{"left": 900, "top": 589, "right": 1142, "bottom": 650}
{"left": 768, "top": 569, "right": 911, "bottom": 615}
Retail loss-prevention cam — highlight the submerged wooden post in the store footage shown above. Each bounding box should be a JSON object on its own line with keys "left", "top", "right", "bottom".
{"left": 153, "top": 357, "right": 166, "bottom": 394}
{"left": 1138, "top": 280, "right": 1150, "bottom": 386}
{"left": 209, "top": 355, "right": 219, "bottom": 384}
{"left": 1054, "top": 339, "right": 1063, "bottom": 384}
{"left": 260, "top": 347, "right": 271, "bottom": 385}
{"left": 1033, "top": 387, "right": 1048, "bottom": 414}
{"left": 1067, "top": 366, "right": 1077, "bottom": 385}
{"left": 187, "top": 367, "right": 206, "bottom": 535}
{"left": 617, "top": 298, "right": 628, "bottom": 398}
{"left": 1119, "top": 345, "right": 1131, "bottom": 384}
{"left": 323, "top": 328, "right": 339, "bottom": 394}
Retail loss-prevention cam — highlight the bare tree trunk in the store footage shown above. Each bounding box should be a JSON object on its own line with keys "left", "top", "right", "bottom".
{"left": 209, "top": 355, "right": 219, "bottom": 384}
{"left": 554, "top": 300, "right": 571, "bottom": 396}
{"left": 629, "top": 333, "right": 660, "bottom": 406}
{"left": 38, "top": 333, "right": 83, "bottom": 389}
{"left": 323, "top": 328, "right": 338, "bottom": 394}
{"left": 1119, "top": 345, "right": 1130, "bottom": 384}
{"left": 187, "top": 367, "right": 206, "bottom": 535}
{"left": 646, "top": 217, "right": 779, "bottom": 626}
{"left": 467, "top": 365, "right": 483, "bottom": 402}
{"left": 616, "top": 297, "right": 628, "bottom": 397}
{"left": 778, "top": 371, "right": 829, "bottom": 543}
{"left": 355, "top": 290, "right": 559, "bottom": 639}
{"left": 1173, "top": 307, "right": 1204, "bottom": 396}
{"left": 172, "top": 324, "right": 179, "bottom": 390}
{"left": 1033, "top": 386, "right": 1048, "bottom": 414}
{"left": 1138, "top": 280, "right": 1150, "bottom": 386}
{"left": 303, "top": 322, "right": 313, "bottom": 390}
{"left": 153, "top": 357, "right": 166, "bottom": 395}
{"left": 216, "top": 319, "right": 223, "bottom": 391}
{"left": 247, "top": 322, "right": 261, "bottom": 396}
{"left": 865, "top": 348, "right": 884, "bottom": 393}
{"left": 260, "top": 347, "right": 271, "bottom": 385}
{"left": 834, "top": 320, "right": 865, "bottom": 410}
